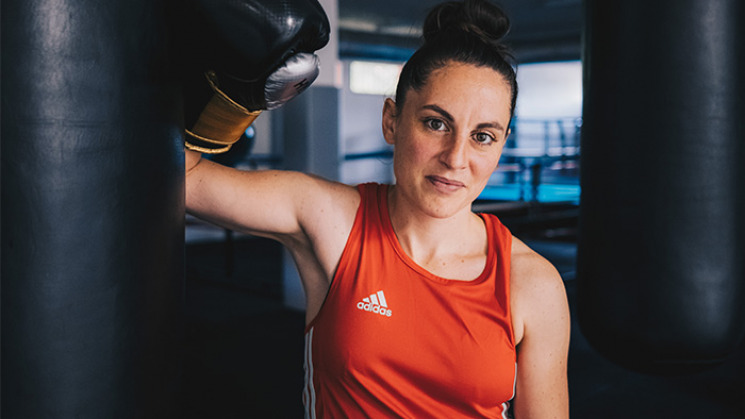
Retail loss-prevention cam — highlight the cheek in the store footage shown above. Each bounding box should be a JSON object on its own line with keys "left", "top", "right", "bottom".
{"left": 408, "top": 140, "right": 436, "bottom": 163}
{"left": 474, "top": 151, "right": 502, "bottom": 178}
{"left": 394, "top": 134, "right": 435, "bottom": 168}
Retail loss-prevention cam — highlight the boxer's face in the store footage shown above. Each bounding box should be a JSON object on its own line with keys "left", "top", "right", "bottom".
{"left": 383, "top": 62, "right": 512, "bottom": 218}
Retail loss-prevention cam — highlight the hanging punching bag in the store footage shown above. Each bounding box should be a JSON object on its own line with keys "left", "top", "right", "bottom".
{"left": 578, "top": 0, "right": 745, "bottom": 374}
{"left": 1, "top": 0, "right": 183, "bottom": 416}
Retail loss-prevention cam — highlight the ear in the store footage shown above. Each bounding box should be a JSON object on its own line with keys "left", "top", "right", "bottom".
{"left": 382, "top": 98, "right": 398, "bottom": 145}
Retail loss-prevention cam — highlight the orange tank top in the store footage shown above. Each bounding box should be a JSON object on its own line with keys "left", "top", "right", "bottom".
{"left": 303, "top": 183, "right": 516, "bottom": 418}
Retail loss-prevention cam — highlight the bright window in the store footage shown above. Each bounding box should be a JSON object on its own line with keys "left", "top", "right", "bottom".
{"left": 349, "top": 61, "right": 403, "bottom": 96}
{"left": 515, "top": 60, "right": 583, "bottom": 119}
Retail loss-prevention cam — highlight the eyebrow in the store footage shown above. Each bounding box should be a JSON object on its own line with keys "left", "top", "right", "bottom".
{"left": 422, "top": 104, "right": 506, "bottom": 133}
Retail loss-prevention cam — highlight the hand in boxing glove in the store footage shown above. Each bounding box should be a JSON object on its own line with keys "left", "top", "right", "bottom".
{"left": 182, "top": 0, "right": 330, "bottom": 154}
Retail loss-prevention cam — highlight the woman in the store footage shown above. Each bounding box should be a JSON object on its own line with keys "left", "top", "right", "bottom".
{"left": 186, "top": 0, "right": 570, "bottom": 416}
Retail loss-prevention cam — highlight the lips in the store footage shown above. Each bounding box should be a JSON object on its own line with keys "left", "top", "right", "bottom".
{"left": 426, "top": 175, "right": 465, "bottom": 190}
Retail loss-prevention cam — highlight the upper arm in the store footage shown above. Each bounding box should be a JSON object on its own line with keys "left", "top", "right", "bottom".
{"left": 185, "top": 154, "right": 358, "bottom": 245}
{"left": 510, "top": 239, "right": 571, "bottom": 418}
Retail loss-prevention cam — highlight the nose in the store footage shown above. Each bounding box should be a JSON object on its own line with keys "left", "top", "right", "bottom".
{"left": 439, "top": 135, "right": 468, "bottom": 170}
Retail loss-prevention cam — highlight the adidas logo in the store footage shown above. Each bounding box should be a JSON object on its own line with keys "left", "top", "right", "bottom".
{"left": 356, "top": 290, "right": 392, "bottom": 317}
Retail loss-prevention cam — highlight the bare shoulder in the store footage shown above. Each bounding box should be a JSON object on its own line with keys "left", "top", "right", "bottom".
{"left": 509, "top": 236, "right": 569, "bottom": 345}
{"left": 287, "top": 172, "right": 359, "bottom": 211}
{"left": 510, "top": 237, "right": 563, "bottom": 291}
{"left": 292, "top": 174, "right": 361, "bottom": 241}
{"left": 249, "top": 170, "right": 361, "bottom": 252}
{"left": 281, "top": 173, "right": 363, "bottom": 260}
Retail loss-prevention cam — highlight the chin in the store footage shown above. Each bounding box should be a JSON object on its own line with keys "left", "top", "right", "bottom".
{"left": 422, "top": 197, "right": 473, "bottom": 219}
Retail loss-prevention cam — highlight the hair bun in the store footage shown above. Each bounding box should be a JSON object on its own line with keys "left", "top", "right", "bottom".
{"left": 423, "top": 0, "right": 511, "bottom": 47}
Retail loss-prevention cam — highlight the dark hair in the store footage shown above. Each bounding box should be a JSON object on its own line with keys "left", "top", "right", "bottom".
{"left": 394, "top": 0, "right": 518, "bottom": 121}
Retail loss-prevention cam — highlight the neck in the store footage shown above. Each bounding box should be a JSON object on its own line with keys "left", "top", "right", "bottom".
{"left": 387, "top": 184, "right": 484, "bottom": 262}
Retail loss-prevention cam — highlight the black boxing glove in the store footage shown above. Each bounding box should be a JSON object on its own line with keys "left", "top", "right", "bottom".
{"left": 182, "top": 0, "right": 330, "bottom": 154}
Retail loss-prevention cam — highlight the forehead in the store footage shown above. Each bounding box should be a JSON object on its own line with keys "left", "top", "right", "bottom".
{"left": 406, "top": 62, "right": 512, "bottom": 122}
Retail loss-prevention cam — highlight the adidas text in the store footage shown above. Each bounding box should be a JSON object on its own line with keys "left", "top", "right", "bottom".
{"left": 356, "top": 302, "right": 392, "bottom": 317}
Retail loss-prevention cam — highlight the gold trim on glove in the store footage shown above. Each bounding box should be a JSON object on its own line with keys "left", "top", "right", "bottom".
{"left": 185, "top": 70, "right": 261, "bottom": 154}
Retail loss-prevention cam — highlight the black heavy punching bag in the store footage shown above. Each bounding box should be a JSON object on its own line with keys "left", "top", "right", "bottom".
{"left": 578, "top": 0, "right": 745, "bottom": 374}
{"left": 1, "top": 0, "right": 183, "bottom": 417}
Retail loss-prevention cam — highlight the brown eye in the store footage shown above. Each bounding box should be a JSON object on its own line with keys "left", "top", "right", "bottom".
{"left": 425, "top": 118, "right": 447, "bottom": 131}
{"left": 474, "top": 132, "right": 495, "bottom": 145}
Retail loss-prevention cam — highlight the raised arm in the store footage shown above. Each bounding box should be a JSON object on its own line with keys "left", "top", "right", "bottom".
{"left": 181, "top": 0, "right": 362, "bottom": 319}
{"left": 185, "top": 151, "right": 356, "bottom": 242}
{"left": 180, "top": 0, "right": 341, "bottom": 238}
{"left": 510, "top": 238, "right": 571, "bottom": 418}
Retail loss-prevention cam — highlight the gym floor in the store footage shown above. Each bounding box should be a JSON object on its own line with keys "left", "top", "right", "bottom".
{"left": 182, "top": 224, "right": 745, "bottom": 418}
